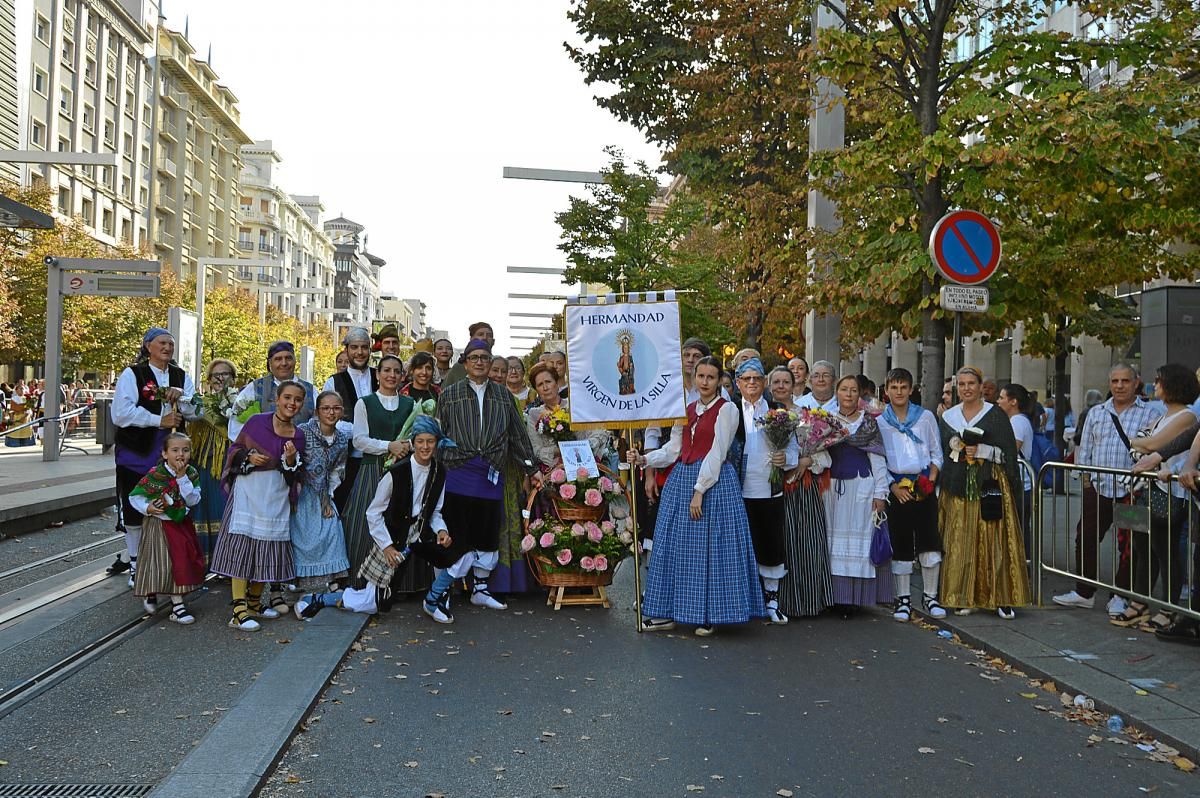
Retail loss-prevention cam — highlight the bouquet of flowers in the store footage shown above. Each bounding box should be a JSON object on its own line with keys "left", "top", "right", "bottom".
{"left": 795, "top": 407, "right": 848, "bottom": 467}
{"left": 755, "top": 408, "right": 800, "bottom": 489}
{"left": 949, "top": 426, "right": 986, "bottom": 499}
{"left": 384, "top": 398, "right": 438, "bottom": 469}
{"left": 140, "top": 379, "right": 174, "bottom": 404}
{"left": 536, "top": 406, "right": 573, "bottom": 442}
{"left": 544, "top": 465, "right": 623, "bottom": 509}
{"left": 896, "top": 474, "right": 937, "bottom": 500}
{"left": 233, "top": 395, "right": 261, "bottom": 423}
{"left": 193, "top": 385, "right": 239, "bottom": 426}
{"left": 520, "top": 516, "right": 632, "bottom": 574}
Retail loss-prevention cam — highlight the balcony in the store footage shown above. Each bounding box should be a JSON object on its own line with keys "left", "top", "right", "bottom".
{"left": 155, "top": 155, "right": 176, "bottom": 176}
{"left": 237, "top": 239, "right": 253, "bottom": 251}
{"left": 257, "top": 242, "right": 279, "bottom": 256}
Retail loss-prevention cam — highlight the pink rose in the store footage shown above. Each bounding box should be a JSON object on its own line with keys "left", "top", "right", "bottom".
{"left": 550, "top": 468, "right": 567, "bottom": 484}
{"left": 539, "top": 531, "right": 555, "bottom": 548}
{"left": 530, "top": 518, "right": 545, "bottom": 530}
{"left": 593, "top": 555, "right": 608, "bottom": 572}
{"left": 576, "top": 466, "right": 589, "bottom": 480}
{"left": 587, "top": 524, "right": 604, "bottom": 543}
{"left": 584, "top": 488, "right": 603, "bottom": 507}
{"left": 559, "top": 483, "right": 577, "bottom": 500}
{"left": 520, "top": 534, "right": 536, "bottom": 553}
{"left": 556, "top": 548, "right": 573, "bottom": 566}
{"left": 599, "top": 477, "right": 614, "bottom": 492}
{"left": 571, "top": 523, "right": 585, "bottom": 537}
{"left": 579, "top": 556, "right": 595, "bottom": 572}
{"left": 601, "top": 520, "right": 615, "bottom": 533}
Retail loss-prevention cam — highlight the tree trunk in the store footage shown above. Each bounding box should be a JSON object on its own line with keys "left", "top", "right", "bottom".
{"left": 920, "top": 308, "right": 947, "bottom": 403}
{"left": 743, "top": 306, "right": 765, "bottom": 352}
{"left": 1053, "top": 317, "right": 1069, "bottom": 453}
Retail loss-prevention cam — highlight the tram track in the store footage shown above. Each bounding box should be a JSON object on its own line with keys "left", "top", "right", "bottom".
{"left": 0, "top": 533, "right": 123, "bottom": 584}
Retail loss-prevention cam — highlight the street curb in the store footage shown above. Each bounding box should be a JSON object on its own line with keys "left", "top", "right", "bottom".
{"left": 934, "top": 614, "right": 1200, "bottom": 763}
{"left": 147, "top": 608, "right": 369, "bottom": 798}
{"left": 0, "top": 487, "right": 114, "bottom": 538}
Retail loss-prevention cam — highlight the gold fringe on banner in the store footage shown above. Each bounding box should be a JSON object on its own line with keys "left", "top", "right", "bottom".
{"left": 569, "top": 417, "right": 687, "bottom": 431}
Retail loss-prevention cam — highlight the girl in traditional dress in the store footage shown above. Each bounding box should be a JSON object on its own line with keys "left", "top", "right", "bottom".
{"left": 824, "top": 374, "right": 892, "bottom": 619}
{"left": 290, "top": 391, "right": 351, "bottom": 593}
{"left": 210, "top": 381, "right": 306, "bottom": 631}
{"left": 342, "top": 355, "right": 415, "bottom": 591}
{"left": 188, "top": 359, "right": 238, "bottom": 562}
{"left": 939, "top": 366, "right": 1030, "bottom": 619}
{"left": 131, "top": 432, "right": 206, "bottom": 624}
{"left": 768, "top": 367, "right": 834, "bottom": 618}
{"left": 626, "top": 356, "right": 765, "bottom": 636}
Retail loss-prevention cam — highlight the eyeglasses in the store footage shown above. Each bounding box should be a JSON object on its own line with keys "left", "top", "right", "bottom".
{"left": 812, "top": 372, "right": 833, "bottom": 380}
{"left": 507, "top": 366, "right": 524, "bottom": 372}
{"left": 210, "top": 371, "right": 234, "bottom": 379}
{"left": 737, "top": 375, "right": 764, "bottom": 383}
{"left": 465, "top": 354, "right": 491, "bottom": 363}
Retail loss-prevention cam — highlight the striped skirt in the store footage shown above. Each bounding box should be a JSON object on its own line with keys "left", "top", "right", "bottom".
{"left": 642, "top": 460, "right": 766, "bottom": 626}
{"left": 133, "top": 516, "right": 205, "bottom": 597}
{"left": 779, "top": 477, "right": 834, "bottom": 617}
{"left": 210, "top": 470, "right": 295, "bottom": 583}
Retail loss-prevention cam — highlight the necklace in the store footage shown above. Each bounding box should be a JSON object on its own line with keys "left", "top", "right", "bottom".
{"left": 274, "top": 413, "right": 292, "bottom": 426}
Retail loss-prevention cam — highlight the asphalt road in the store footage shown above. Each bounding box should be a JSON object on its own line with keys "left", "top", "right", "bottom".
{"left": 258, "top": 573, "right": 1194, "bottom": 798}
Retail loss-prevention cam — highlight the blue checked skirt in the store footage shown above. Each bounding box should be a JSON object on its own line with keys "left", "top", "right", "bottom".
{"left": 642, "top": 460, "right": 766, "bottom": 626}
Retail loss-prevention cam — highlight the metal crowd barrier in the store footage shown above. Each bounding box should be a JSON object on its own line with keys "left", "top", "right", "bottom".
{"left": 0, "top": 406, "right": 93, "bottom": 455}
{"left": 1034, "top": 461, "right": 1199, "bottom": 623}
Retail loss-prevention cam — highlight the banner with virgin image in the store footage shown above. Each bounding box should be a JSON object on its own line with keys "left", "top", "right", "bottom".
{"left": 564, "top": 300, "right": 687, "bottom": 429}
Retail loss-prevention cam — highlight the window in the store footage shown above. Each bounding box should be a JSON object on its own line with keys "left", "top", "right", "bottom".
{"left": 102, "top": 208, "right": 114, "bottom": 235}
{"left": 82, "top": 104, "right": 94, "bottom": 130}
{"left": 121, "top": 175, "right": 131, "bottom": 198}
{"left": 123, "top": 133, "right": 133, "bottom": 157}
{"left": 60, "top": 87, "right": 73, "bottom": 117}
{"left": 125, "top": 90, "right": 134, "bottom": 114}
{"left": 33, "top": 68, "right": 47, "bottom": 96}
{"left": 121, "top": 218, "right": 132, "bottom": 243}
{"left": 103, "top": 120, "right": 114, "bottom": 146}
{"left": 105, "top": 75, "right": 116, "bottom": 100}
{"left": 260, "top": 199, "right": 270, "bottom": 214}
{"left": 81, "top": 197, "right": 93, "bottom": 225}
{"left": 31, "top": 120, "right": 45, "bottom": 146}
{"left": 139, "top": 187, "right": 147, "bottom": 206}
{"left": 62, "top": 39, "right": 74, "bottom": 64}
{"left": 84, "top": 58, "right": 96, "bottom": 85}
{"left": 58, "top": 187, "right": 70, "bottom": 213}
{"left": 58, "top": 136, "right": 69, "bottom": 152}
{"left": 36, "top": 15, "right": 50, "bottom": 44}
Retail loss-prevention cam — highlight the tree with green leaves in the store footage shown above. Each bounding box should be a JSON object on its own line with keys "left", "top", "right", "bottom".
{"left": 807, "top": 0, "right": 1200, "bottom": 417}
{"left": 566, "top": 0, "right": 811, "bottom": 350}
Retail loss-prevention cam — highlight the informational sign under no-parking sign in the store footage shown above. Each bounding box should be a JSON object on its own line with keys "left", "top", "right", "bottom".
{"left": 939, "top": 285, "right": 990, "bottom": 313}
{"left": 929, "top": 210, "right": 1001, "bottom": 285}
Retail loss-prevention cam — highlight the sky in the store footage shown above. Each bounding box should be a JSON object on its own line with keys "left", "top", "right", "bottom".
{"left": 174, "top": 0, "right": 663, "bottom": 354}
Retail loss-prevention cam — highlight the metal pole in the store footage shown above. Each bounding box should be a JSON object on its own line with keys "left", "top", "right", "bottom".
{"left": 621, "top": 428, "right": 644, "bottom": 633}
{"left": 951, "top": 311, "right": 963, "bottom": 403}
{"left": 42, "top": 261, "right": 62, "bottom": 461}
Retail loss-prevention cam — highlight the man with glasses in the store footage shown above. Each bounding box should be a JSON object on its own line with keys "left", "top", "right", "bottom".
{"left": 730, "top": 357, "right": 798, "bottom": 624}
{"left": 436, "top": 338, "right": 540, "bottom": 610}
{"left": 324, "top": 327, "right": 377, "bottom": 512}
{"left": 798, "top": 361, "right": 839, "bottom": 413}
{"left": 441, "top": 322, "right": 495, "bottom": 387}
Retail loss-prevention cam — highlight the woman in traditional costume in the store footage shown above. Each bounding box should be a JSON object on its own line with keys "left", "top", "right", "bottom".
{"left": 938, "top": 366, "right": 1030, "bottom": 619}
{"left": 824, "top": 374, "right": 892, "bottom": 619}
{"left": 210, "top": 381, "right": 306, "bottom": 631}
{"left": 341, "top": 355, "right": 414, "bottom": 589}
{"left": 188, "top": 359, "right": 238, "bottom": 562}
{"left": 289, "top": 391, "right": 351, "bottom": 593}
{"left": 768, "top": 367, "right": 834, "bottom": 619}
{"left": 131, "top": 431, "right": 205, "bottom": 624}
{"left": 627, "top": 356, "right": 764, "bottom": 636}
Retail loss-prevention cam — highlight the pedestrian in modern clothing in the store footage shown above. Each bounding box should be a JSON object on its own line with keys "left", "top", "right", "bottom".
{"left": 1053, "top": 364, "right": 1162, "bottom": 615}
{"left": 629, "top": 356, "right": 766, "bottom": 635}
{"left": 998, "top": 382, "right": 1038, "bottom": 555}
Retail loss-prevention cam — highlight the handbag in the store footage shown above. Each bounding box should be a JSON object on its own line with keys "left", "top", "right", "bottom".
{"left": 870, "top": 511, "right": 892, "bottom": 566}
{"left": 1133, "top": 484, "right": 1175, "bottom": 522}
{"left": 980, "top": 478, "right": 1004, "bottom": 521}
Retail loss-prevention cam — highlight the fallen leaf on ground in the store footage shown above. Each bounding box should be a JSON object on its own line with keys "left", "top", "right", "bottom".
{"left": 1019, "top": 693, "right": 1038, "bottom": 699}
{"left": 277, "top": 638, "right": 291, "bottom": 645}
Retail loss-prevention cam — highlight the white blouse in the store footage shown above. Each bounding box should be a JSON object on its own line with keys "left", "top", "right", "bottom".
{"left": 352, "top": 392, "right": 403, "bottom": 455}
{"left": 943, "top": 402, "right": 1004, "bottom": 464}
{"left": 364, "top": 458, "right": 448, "bottom": 550}
{"left": 644, "top": 398, "right": 739, "bottom": 495}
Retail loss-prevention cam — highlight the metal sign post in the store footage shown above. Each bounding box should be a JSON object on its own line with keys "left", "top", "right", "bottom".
{"left": 42, "top": 257, "right": 161, "bottom": 461}
{"left": 929, "top": 211, "right": 1002, "bottom": 395}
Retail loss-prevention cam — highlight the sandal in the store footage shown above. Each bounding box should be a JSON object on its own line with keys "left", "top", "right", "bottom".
{"left": 1138, "top": 612, "right": 1172, "bottom": 633}
{"left": 1155, "top": 617, "right": 1200, "bottom": 645}
{"left": 1109, "top": 602, "right": 1151, "bottom": 627}
{"left": 228, "top": 598, "right": 261, "bottom": 632}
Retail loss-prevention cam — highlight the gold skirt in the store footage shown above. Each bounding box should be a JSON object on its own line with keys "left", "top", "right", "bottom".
{"left": 938, "top": 474, "right": 1030, "bottom": 609}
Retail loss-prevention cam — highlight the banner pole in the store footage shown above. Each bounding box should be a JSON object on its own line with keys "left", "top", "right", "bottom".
{"left": 622, "top": 424, "right": 644, "bottom": 633}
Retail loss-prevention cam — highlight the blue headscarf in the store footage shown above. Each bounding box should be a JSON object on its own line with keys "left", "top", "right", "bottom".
{"left": 409, "top": 414, "right": 457, "bottom": 450}
{"left": 267, "top": 340, "right": 295, "bottom": 364}
{"left": 734, "top": 357, "right": 765, "bottom": 378}
{"left": 139, "top": 327, "right": 172, "bottom": 362}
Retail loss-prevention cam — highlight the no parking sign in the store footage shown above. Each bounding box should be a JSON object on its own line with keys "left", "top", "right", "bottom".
{"left": 929, "top": 210, "right": 1001, "bottom": 285}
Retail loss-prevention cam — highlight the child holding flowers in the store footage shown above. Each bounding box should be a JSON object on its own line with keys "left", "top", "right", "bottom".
{"left": 878, "top": 368, "right": 945, "bottom": 622}
{"left": 130, "top": 432, "right": 206, "bottom": 624}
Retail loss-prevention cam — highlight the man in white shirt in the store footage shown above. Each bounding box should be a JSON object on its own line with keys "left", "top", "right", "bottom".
{"left": 323, "top": 327, "right": 377, "bottom": 512}
{"left": 228, "top": 340, "right": 316, "bottom": 442}
{"left": 732, "top": 358, "right": 798, "bottom": 625}
{"left": 1054, "top": 364, "right": 1162, "bottom": 613}
{"left": 797, "top": 360, "right": 839, "bottom": 413}
{"left": 878, "top": 368, "right": 945, "bottom": 621}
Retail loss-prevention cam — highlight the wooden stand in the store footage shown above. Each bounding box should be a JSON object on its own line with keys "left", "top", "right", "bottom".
{"left": 545, "top": 584, "right": 610, "bottom": 610}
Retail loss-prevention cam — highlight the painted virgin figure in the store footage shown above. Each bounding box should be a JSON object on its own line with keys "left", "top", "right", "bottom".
{"left": 617, "top": 330, "right": 636, "bottom": 396}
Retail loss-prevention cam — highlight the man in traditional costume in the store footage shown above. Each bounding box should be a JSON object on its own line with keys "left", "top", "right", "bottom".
{"left": 110, "top": 327, "right": 196, "bottom": 585}
{"left": 730, "top": 357, "right": 797, "bottom": 625}
{"left": 440, "top": 322, "right": 494, "bottom": 386}
{"left": 374, "top": 323, "right": 403, "bottom": 358}
{"left": 436, "top": 338, "right": 540, "bottom": 610}
{"left": 878, "top": 368, "right": 946, "bottom": 622}
{"left": 323, "top": 327, "right": 377, "bottom": 512}
{"left": 228, "top": 340, "right": 316, "bottom": 442}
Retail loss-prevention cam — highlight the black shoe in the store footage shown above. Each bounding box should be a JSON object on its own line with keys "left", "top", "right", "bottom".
{"left": 1155, "top": 618, "right": 1200, "bottom": 645}
{"left": 107, "top": 555, "right": 131, "bottom": 575}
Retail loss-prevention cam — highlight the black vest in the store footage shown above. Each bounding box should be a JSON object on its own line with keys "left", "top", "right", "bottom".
{"left": 114, "top": 363, "right": 185, "bottom": 454}
{"left": 382, "top": 457, "right": 446, "bottom": 546}
{"left": 332, "top": 368, "right": 378, "bottom": 421}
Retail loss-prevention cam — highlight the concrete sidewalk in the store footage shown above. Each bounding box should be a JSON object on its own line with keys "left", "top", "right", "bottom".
{"left": 937, "top": 570, "right": 1200, "bottom": 761}
{"left": 0, "top": 441, "right": 114, "bottom": 537}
